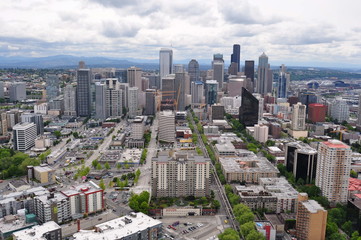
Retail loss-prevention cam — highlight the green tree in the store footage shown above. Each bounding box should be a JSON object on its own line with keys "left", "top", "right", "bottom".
{"left": 116, "top": 163, "right": 121, "bottom": 170}
{"left": 351, "top": 231, "right": 361, "bottom": 240}
{"left": 218, "top": 228, "right": 240, "bottom": 240}
{"left": 342, "top": 221, "right": 353, "bottom": 236}
{"left": 237, "top": 212, "right": 255, "bottom": 225}
{"left": 139, "top": 201, "right": 149, "bottom": 214}
{"left": 326, "top": 222, "right": 339, "bottom": 237}
{"left": 96, "top": 163, "right": 102, "bottom": 170}
{"left": 329, "top": 233, "right": 347, "bottom": 240}
{"left": 92, "top": 160, "right": 99, "bottom": 168}
{"left": 211, "top": 200, "right": 221, "bottom": 209}
{"left": 351, "top": 170, "right": 358, "bottom": 178}
{"left": 104, "top": 162, "right": 110, "bottom": 170}
{"left": 240, "top": 222, "right": 255, "bottom": 237}
{"left": 245, "top": 230, "right": 265, "bottom": 240}
{"left": 99, "top": 179, "right": 106, "bottom": 190}
{"left": 54, "top": 130, "right": 62, "bottom": 139}
{"left": 328, "top": 208, "right": 346, "bottom": 226}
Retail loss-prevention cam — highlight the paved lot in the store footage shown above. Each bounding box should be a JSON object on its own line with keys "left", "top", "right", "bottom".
{"left": 160, "top": 216, "right": 224, "bottom": 240}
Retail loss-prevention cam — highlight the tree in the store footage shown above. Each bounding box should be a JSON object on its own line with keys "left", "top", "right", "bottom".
{"left": 329, "top": 233, "right": 347, "bottom": 240}
{"left": 342, "top": 221, "right": 353, "bottom": 236}
{"left": 326, "top": 222, "right": 339, "bottom": 237}
{"left": 96, "top": 163, "right": 102, "bottom": 170}
{"left": 328, "top": 208, "right": 346, "bottom": 226}
{"left": 237, "top": 212, "right": 255, "bottom": 225}
{"left": 351, "top": 231, "right": 361, "bottom": 240}
{"left": 351, "top": 170, "right": 358, "bottom": 178}
{"left": 218, "top": 228, "right": 240, "bottom": 240}
{"left": 104, "top": 162, "right": 110, "bottom": 170}
{"left": 240, "top": 222, "right": 255, "bottom": 237}
{"left": 211, "top": 200, "right": 221, "bottom": 209}
{"left": 54, "top": 130, "right": 62, "bottom": 139}
{"left": 116, "top": 163, "right": 121, "bottom": 170}
{"left": 99, "top": 179, "right": 106, "bottom": 190}
{"left": 139, "top": 201, "right": 149, "bottom": 214}
{"left": 92, "top": 160, "right": 99, "bottom": 168}
{"left": 245, "top": 230, "right": 265, "bottom": 240}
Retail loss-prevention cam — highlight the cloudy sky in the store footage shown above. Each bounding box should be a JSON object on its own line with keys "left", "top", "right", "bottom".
{"left": 1, "top": 0, "right": 361, "bottom": 67}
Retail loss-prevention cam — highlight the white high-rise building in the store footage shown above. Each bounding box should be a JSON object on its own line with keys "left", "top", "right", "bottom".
{"left": 331, "top": 97, "right": 349, "bottom": 123}
{"left": 212, "top": 61, "right": 224, "bottom": 89}
{"left": 9, "top": 82, "right": 26, "bottom": 102}
{"left": 254, "top": 124, "right": 268, "bottom": 143}
{"left": 158, "top": 111, "right": 175, "bottom": 143}
{"left": 13, "top": 122, "right": 37, "bottom": 151}
{"left": 131, "top": 116, "right": 145, "bottom": 139}
{"left": 95, "top": 83, "right": 106, "bottom": 120}
{"left": 63, "top": 85, "right": 77, "bottom": 117}
{"left": 128, "top": 87, "right": 139, "bottom": 118}
{"left": 228, "top": 77, "right": 245, "bottom": 97}
{"left": 316, "top": 140, "right": 352, "bottom": 204}
{"left": 256, "top": 52, "right": 272, "bottom": 95}
{"left": 159, "top": 48, "right": 173, "bottom": 89}
{"left": 105, "top": 79, "right": 123, "bottom": 118}
{"left": 291, "top": 102, "right": 306, "bottom": 131}
{"left": 191, "top": 81, "right": 204, "bottom": 105}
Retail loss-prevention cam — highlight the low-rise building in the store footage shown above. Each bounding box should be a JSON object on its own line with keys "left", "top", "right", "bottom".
{"left": 219, "top": 156, "right": 279, "bottom": 183}
{"left": 0, "top": 215, "right": 37, "bottom": 240}
{"left": 72, "top": 212, "right": 162, "bottom": 240}
{"left": 27, "top": 165, "right": 55, "bottom": 184}
{"left": 13, "top": 221, "right": 62, "bottom": 240}
{"left": 33, "top": 193, "right": 71, "bottom": 224}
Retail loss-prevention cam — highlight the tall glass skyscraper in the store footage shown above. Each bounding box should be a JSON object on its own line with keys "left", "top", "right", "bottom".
{"left": 231, "top": 44, "right": 241, "bottom": 73}
{"left": 188, "top": 59, "right": 200, "bottom": 82}
{"left": 239, "top": 87, "right": 259, "bottom": 126}
{"left": 256, "top": 52, "right": 272, "bottom": 95}
{"left": 46, "top": 74, "right": 59, "bottom": 101}
{"left": 205, "top": 80, "right": 218, "bottom": 105}
{"left": 277, "top": 64, "right": 290, "bottom": 98}
{"left": 159, "top": 48, "right": 173, "bottom": 89}
{"left": 76, "top": 65, "right": 92, "bottom": 117}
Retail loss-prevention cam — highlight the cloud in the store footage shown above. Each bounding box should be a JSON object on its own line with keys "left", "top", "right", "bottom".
{"left": 102, "top": 21, "right": 140, "bottom": 38}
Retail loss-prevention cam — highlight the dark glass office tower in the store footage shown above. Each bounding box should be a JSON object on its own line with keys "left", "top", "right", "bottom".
{"left": 76, "top": 67, "right": 92, "bottom": 117}
{"left": 244, "top": 60, "right": 255, "bottom": 92}
{"left": 239, "top": 87, "right": 258, "bottom": 126}
{"left": 230, "top": 44, "right": 241, "bottom": 73}
{"left": 188, "top": 59, "right": 200, "bottom": 82}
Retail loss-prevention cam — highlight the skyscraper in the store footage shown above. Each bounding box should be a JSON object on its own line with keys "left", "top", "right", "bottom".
{"left": 244, "top": 60, "right": 255, "bottom": 93}
{"left": 316, "top": 140, "right": 352, "bottom": 204}
{"left": 330, "top": 97, "right": 349, "bottom": 123}
{"left": 9, "top": 82, "right": 26, "bottom": 102}
{"left": 158, "top": 110, "right": 175, "bottom": 143}
{"left": 95, "top": 83, "right": 106, "bottom": 120}
{"left": 357, "top": 93, "right": 361, "bottom": 127}
{"left": 256, "top": 53, "right": 272, "bottom": 95}
{"left": 188, "top": 59, "right": 200, "bottom": 83}
{"left": 161, "top": 74, "right": 176, "bottom": 101}
{"left": 174, "top": 72, "right": 187, "bottom": 111}
{"left": 205, "top": 80, "right": 218, "bottom": 105}
{"left": 128, "top": 87, "right": 139, "bottom": 118}
{"left": 105, "top": 79, "right": 123, "bottom": 118}
{"left": 277, "top": 64, "right": 290, "bottom": 98}
{"left": 21, "top": 113, "right": 44, "bottom": 135}
{"left": 308, "top": 103, "right": 327, "bottom": 123}
{"left": 63, "top": 85, "right": 77, "bottom": 117}
{"left": 13, "top": 122, "right": 37, "bottom": 151}
{"left": 46, "top": 74, "right": 60, "bottom": 101}
{"left": 144, "top": 89, "right": 156, "bottom": 115}
{"left": 212, "top": 54, "right": 224, "bottom": 89}
{"left": 159, "top": 48, "right": 173, "bottom": 89}
{"left": 239, "top": 87, "right": 259, "bottom": 126}
{"left": 291, "top": 102, "right": 306, "bottom": 131}
{"left": 76, "top": 65, "right": 92, "bottom": 117}
{"left": 127, "top": 66, "right": 142, "bottom": 90}
{"left": 191, "top": 81, "right": 204, "bottom": 105}
{"left": 230, "top": 44, "right": 241, "bottom": 74}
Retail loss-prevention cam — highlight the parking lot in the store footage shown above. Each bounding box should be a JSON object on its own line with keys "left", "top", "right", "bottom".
{"left": 160, "top": 216, "right": 224, "bottom": 240}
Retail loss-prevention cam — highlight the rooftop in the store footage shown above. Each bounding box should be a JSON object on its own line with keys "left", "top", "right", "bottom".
{"left": 301, "top": 200, "right": 325, "bottom": 213}
{"left": 0, "top": 215, "right": 36, "bottom": 235}
{"left": 61, "top": 181, "right": 101, "bottom": 197}
{"left": 219, "top": 157, "right": 279, "bottom": 174}
{"left": 12, "top": 221, "right": 61, "bottom": 240}
{"left": 323, "top": 139, "right": 350, "bottom": 149}
{"left": 72, "top": 212, "right": 162, "bottom": 240}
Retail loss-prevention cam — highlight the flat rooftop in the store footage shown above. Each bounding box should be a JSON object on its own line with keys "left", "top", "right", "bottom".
{"left": 72, "top": 212, "right": 162, "bottom": 240}
{"left": 0, "top": 215, "right": 36, "bottom": 235}
{"left": 219, "top": 156, "right": 279, "bottom": 174}
{"left": 301, "top": 200, "right": 325, "bottom": 213}
{"left": 61, "top": 181, "right": 101, "bottom": 197}
{"left": 12, "top": 221, "right": 60, "bottom": 240}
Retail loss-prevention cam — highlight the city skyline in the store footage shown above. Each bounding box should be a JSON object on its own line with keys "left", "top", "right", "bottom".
{"left": 1, "top": 0, "right": 361, "bottom": 68}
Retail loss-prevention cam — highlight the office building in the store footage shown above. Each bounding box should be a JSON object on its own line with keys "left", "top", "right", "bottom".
{"left": 188, "top": 59, "right": 200, "bottom": 82}
{"left": 158, "top": 111, "right": 175, "bottom": 143}
{"left": 63, "top": 84, "right": 77, "bottom": 117}
{"left": 205, "top": 80, "right": 218, "bottom": 105}
{"left": 95, "top": 83, "right": 106, "bottom": 120}
{"left": 159, "top": 48, "right": 173, "bottom": 88}
{"left": 128, "top": 87, "right": 139, "bottom": 118}
{"left": 173, "top": 64, "right": 185, "bottom": 73}
{"left": 291, "top": 102, "right": 306, "bottom": 131}
{"left": 191, "top": 81, "right": 204, "bottom": 105}
{"left": 13, "top": 123, "right": 37, "bottom": 151}
{"left": 358, "top": 93, "right": 361, "bottom": 127}
{"left": 61, "top": 181, "right": 104, "bottom": 217}
{"left": 230, "top": 44, "right": 241, "bottom": 74}
{"left": 228, "top": 77, "right": 245, "bottom": 97}
{"left": 244, "top": 60, "right": 255, "bottom": 92}
{"left": 277, "top": 64, "right": 290, "bottom": 98}
{"left": 21, "top": 113, "right": 44, "bottom": 135}
{"left": 141, "top": 77, "right": 149, "bottom": 91}
{"left": 211, "top": 105, "right": 224, "bottom": 120}
{"left": 127, "top": 66, "right": 142, "bottom": 90}
{"left": 76, "top": 67, "right": 92, "bottom": 117}
{"left": 316, "top": 140, "right": 352, "bottom": 204}
{"left": 285, "top": 142, "right": 318, "bottom": 184}
{"left": 299, "top": 92, "right": 317, "bottom": 110}
{"left": 330, "top": 97, "right": 349, "bottom": 122}
{"left": 9, "top": 82, "right": 26, "bottom": 102}
{"left": 115, "top": 69, "right": 127, "bottom": 83}
{"left": 145, "top": 89, "right": 156, "bottom": 115}
{"left": 0, "top": 112, "right": 7, "bottom": 136}
{"left": 308, "top": 103, "right": 327, "bottom": 123}
{"left": 131, "top": 116, "right": 145, "bottom": 139}
{"left": 239, "top": 87, "right": 259, "bottom": 126}
{"left": 296, "top": 193, "right": 327, "bottom": 240}
{"left": 0, "top": 82, "right": 4, "bottom": 99}
{"left": 256, "top": 53, "right": 272, "bottom": 95}
{"left": 174, "top": 72, "right": 187, "bottom": 111}
{"left": 212, "top": 55, "right": 224, "bottom": 89}
{"left": 151, "top": 151, "right": 210, "bottom": 198}
{"left": 27, "top": 165, "right": 55, "bottom": 184}
{"left": 72, "top": 213, "right": 163, "bottom": 240}
{"left": 13, "top": 221, "right": 62, "bottom": 240}
{"left": 46, "top": 74, "right": 60, "bottom": 101}
{"left": 161, "top": 74, "right": 175, "bottom": 101}
{"left": 119, "top": 83, "right": 129, "bottom": 109}
{"left": 254, "top": 124, "right": 268, "bottom": 143}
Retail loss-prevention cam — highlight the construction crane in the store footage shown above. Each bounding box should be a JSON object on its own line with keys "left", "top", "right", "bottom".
{"left": 330, "top": 130, "right": 346, "bottom": 141}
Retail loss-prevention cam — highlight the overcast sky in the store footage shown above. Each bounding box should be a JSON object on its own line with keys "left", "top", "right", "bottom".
{"left": 1, "top": 0, "right": 361, "bottom": 67}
